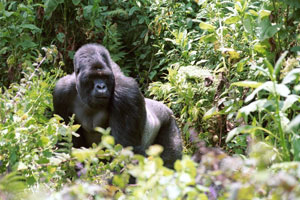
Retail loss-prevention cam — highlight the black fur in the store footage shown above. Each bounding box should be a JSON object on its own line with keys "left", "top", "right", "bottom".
{"left": 53, "top": 44, "right": 182, "bottom": 168}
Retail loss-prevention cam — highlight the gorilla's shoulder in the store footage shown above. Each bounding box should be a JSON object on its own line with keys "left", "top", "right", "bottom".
{"left": 53, "top": 73, "right": 77, "bottom": 105}
{"left": 114, "top": 75, "right": 143, "bottom": 103}
{"left": 54, "top": 73, "right": 76, "bottom": 96}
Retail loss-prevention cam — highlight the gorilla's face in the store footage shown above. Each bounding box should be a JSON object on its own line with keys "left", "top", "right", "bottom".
{"left": 74, "top": 46, "right": 115, "bottom": 108}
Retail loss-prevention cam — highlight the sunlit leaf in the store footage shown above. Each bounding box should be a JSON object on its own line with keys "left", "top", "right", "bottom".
{"left": 226, "top": 125, "right": 276, "bottom": 142}
{"left": 264, "top": 58, "right": 274, "bottom": 78}
{"left": 287, "top": 114, "right": 300, "bottom": 132}
{"left": 199, "top": 33, "right": 217, "bottom": 43}
{"left": 253, "top": 43, "right": 268, "bottom": 55}
{"left": 146, "top": 144, "right": 163, "bottom": 156}
{"left": 224, "top": 16, "right": 240, "bottom": 24}
{"left": 239, "top": 99, "right": 273, "bottom": 116}
{"left": 259, "top": 9, "right": 271, "bottom": 18}
{"left": 199, "top": 22, "right": 216, "bottom": 32}
{"left": 231, "top": 81, "right": 262, "bottom": 88}
{"left": 282, "top": 95, "right": 299, "bottom": 112}
{"left": 248, "top": 9, "right": 258, "bottom": 16}
{"left": 274, "top": 51, "right": 288, "bottom": 79}
{"left": 203, "top": 106, "right": 219, "bottom": 120}
{"left": 282, "top": 68, "right": 300, "bottom": 84}
{"left": 245, "top": 82, "right": 290, "bottom": 103}
{"left": 228, "top": 50, "right": 240, "bottom": 59}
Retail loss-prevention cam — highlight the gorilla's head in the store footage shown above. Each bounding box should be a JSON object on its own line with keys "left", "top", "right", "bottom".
{"left": 73, "top": 44, "right": 115, "bottom": 108}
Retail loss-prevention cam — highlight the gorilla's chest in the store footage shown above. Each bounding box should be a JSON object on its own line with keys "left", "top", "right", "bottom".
{"left": 73, "top": 97, "right": 109, "bottom": 133}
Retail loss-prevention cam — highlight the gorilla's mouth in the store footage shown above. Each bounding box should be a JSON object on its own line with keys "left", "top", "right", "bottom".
{"left": 94, "top": 95, "right": 109, "bottom": 99}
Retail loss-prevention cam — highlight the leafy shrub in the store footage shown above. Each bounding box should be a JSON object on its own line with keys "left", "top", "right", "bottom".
{"left": 0, "top": 46, "right": 75, "bottom": 187}
{"left": 0, "top": 1, "right": 41, "bottom": 86}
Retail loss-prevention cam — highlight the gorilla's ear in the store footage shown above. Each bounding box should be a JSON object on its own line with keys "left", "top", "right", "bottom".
{"left": 109, "top": 75, "right": 146, "bottom": 149}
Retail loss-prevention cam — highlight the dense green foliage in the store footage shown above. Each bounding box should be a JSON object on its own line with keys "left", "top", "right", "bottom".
{"left": 1, "top": 0, "right": 300, "bottom": 199}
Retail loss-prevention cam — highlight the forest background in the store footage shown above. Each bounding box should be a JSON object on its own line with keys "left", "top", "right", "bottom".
{"left": 1, "top": 0, "right": 300, "bottom": 199}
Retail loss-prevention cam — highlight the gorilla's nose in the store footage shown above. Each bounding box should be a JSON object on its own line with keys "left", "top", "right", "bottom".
{"left": 96, "top": 82, "right": 107, "bottom": 90}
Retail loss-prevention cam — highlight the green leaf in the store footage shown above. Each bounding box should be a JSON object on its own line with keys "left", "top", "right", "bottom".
{"left": 18, "top": 40, "right": 37, "bottom": 49}
{"left": 226, "top": 125, "right": 253, "bottom": 142}
{"left": 257, "top": 18, "right": 280, "bottom": 41}
{"left": 72, "top": 0, "right": 81, "bottom": 5}
{"left": 203, "top": 106, "right": 219, "bottom": 120}
{"left": 243, "top": 15, "right": 254, "bottom": 34}
{"left": 199, "top": 22, "right": 216, "bottom": 32}
{"left": 224, "top": 16, "right": 240, "bottom": 24}
{"left": 253, "top": 42, "right": 268, "bottom": 55}
{"left": 259, "top": 9, "right": 271, "bottom": 18}
{"left": 83, "top": 5, "right": 93, "bottom": 20}
{"left": 19, "top": 24, "right": 41, "bottom": 33}
{"left": 44, "top": 0, "right": 64, "bottom": 19}
{"left": 233, "top": 57, "right": 249, "bottom": 72}
{"left": 264, "top": 58, "right": 274, "bottom": 79}
{"left": 226, "top": 125, "right": 276, "bottom": 142}
{"left": 146, "top": 144, "right": 163, "bottom": 156}
{"left": 292, "top": 135, "right": 300, "bottom": 161}
{"left": 56, "top": 32, "right": 65, "bottom": 43}
{"left": 199, "top": 33, "right": 217, "bottom": 43}
{"left": 274, "top": 51, "right": 288, "bottom": 79}
{"left": 129, "top": 7, "right": 138, "bottom": 16}
{"left": 248, "top": 9, "right": 258, "bottom": 16}
{"left": 113, "top": 174, "right": 129, "bottom": 189}
{"left": 282, "top": 0, "right": 300, "bottom": 8}
{"left": 231, "top": 81, "right": 262, "bottom": 88}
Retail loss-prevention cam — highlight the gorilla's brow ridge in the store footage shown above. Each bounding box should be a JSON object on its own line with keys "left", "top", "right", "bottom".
{"left": 76, "top": 46, "right": 111, "bottom": 70}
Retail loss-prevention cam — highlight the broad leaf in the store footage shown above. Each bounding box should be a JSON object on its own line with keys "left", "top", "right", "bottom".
{"left": 203, "top": 106, "right": 218, "bottom": 120}
{"left": 281, "top": 0, "right": 300, "bottom": 8}
{"left": 245, "top": 82, "right": 290, "bottom": 103}
{"left": 224, "top": 16, "right": 240, "bottom": 25}
{"left": 44, "top": 0, "right": 64, "bottom": 19}
{"left": 239, "top": 99, "right": 273, "bottom": 116}
{"left": 19, "top": 24, "right": 41, "bottom": 33}
{"left": 287, "top": 114, "right": 300, "bottom": 132}
{"left": 231, "top": 81, "right": 262, "bottom": 88}
{"left": 292, "top": 135, "right": 300, "bottom": 161}
{"left": 259, "top": 9, "right": 271, "bottom": 18}
{"left": 282, "top": 68, "right": 300, "bottom": 84}
{"left": 282, "top": 95, "right": 299, "bottom": 112}
{"left": 199, "top": 22, "right": 216, "bottom": 32}
{"left": 226, "top": 125, "right": 276, "bottom": 142}
{"left": 257, "top": 18, "right": 280, "bottom": 41}
{"left": 274, "top": 51, "right": 288, "bottom": 79}
{"left": 72, "top": 0, "right": 81, "bottom": 5}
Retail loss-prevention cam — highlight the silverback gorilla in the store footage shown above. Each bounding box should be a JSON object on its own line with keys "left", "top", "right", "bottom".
{"left": 53, "top": 44, "right": 182, "bottom": 168}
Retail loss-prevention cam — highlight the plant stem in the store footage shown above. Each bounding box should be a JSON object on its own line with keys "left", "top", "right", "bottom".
{"left": 273, "top": 81, "right": 290, "bottom": 161}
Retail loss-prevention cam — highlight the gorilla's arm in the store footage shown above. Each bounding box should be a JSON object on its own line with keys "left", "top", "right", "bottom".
{"left": 53, "top": 73, "right": 89, "bottom": 147}
{"left": 144, "top": 98, "right": 182, "bottom": 168}
{"left": 53, "top": 73, "right": 77, "bottom": 122}
{"left": 109, "top": 67, "right": 147, "bottom": 152}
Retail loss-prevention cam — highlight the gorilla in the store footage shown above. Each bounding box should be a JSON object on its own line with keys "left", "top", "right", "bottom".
{"left": 53, "top": 44, "right": 182, "bottom": 168}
